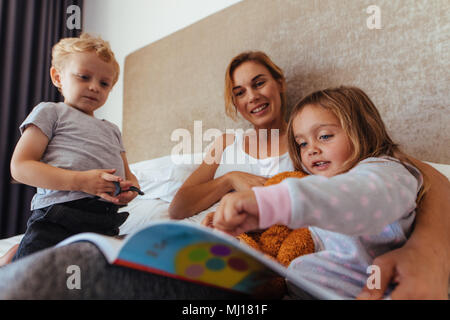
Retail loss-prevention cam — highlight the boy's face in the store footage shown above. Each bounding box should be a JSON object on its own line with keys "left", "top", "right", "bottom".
{"left": 51, "top": 51, "right": 116, "bottom": 116}
{"left": 292, "top": 104, "right": 353, "bottom": 177}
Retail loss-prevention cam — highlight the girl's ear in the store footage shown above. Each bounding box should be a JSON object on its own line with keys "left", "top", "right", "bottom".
{"left": 50, "top": 67, "right": 61, "bottom": 88}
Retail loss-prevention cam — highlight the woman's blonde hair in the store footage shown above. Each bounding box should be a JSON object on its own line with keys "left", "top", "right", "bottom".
{"left": 287, "top": 86, "right": 428, "bottom": 203}
{"left": 51, "top": 33, "right": 120, "bottom": 85}
{"left": 224, "top": 51, "right": 286, "bottom": 120}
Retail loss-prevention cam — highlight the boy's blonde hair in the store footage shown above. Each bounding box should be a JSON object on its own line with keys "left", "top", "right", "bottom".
{"left": 52, "top": 33, "right": 120, "bottom": 85}
{"left": 287, "top": 86, "right": 428, "bottom": 203}
{"left": 224, "top": 51, "right": 286, "bottom": 120}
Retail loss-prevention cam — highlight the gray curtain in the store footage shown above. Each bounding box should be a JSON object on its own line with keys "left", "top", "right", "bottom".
{"left": 0, "top": 0, "right": 83, "bottom": 237}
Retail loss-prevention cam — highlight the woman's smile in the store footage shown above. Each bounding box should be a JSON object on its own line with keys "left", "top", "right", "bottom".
{"left": 250, "top": 103, "right": 269, "bottom": 115}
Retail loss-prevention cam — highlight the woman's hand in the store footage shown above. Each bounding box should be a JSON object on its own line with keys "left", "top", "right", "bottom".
{"left": 226, "top": 171, "right": 268, "bottom": 192}
{"left": 213, "top": 190, "right": 260, "bottom": 236}
{"left": 357, "top": 238, "right": 449, "bottom": 300}
{"left": 358, "top": 157, "right": 449, "bottom": 300}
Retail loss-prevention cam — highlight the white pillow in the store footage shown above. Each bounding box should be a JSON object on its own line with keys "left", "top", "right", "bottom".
{"left": 424, "top": 161, "right": 450, "bottom": 180}
{"left": 130, "top": 154, "right": 202, "bottom": 202}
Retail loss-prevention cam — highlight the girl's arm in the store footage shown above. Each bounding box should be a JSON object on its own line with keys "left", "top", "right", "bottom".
{"left": 214, "top": 159, "right": 419, "bottom": 236}
{"left": 358, "top": 159, "right": 450, "bottom": 299}
{"left": 257, "top": 159, "right": 419, "bottom": 235}
{"left": 10, "top": 125, "right": 122, "bottom": 203}
{"left": 169, "top": 134, "right": 267, "bottom": 220}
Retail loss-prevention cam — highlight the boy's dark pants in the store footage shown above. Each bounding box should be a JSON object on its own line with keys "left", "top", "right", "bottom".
{"left": 12, "top": 197, "right": 129, "bottom": 261}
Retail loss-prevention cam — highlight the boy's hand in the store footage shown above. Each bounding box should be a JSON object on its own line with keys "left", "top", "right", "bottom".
{"left": 78, "top": 169, "right": 122, "bottom": 203}
{"left": 213, "top": 190, "right": 260, "bottom": 236}
{"left": 114, "top": 180, "right": 139, "bottom": 205}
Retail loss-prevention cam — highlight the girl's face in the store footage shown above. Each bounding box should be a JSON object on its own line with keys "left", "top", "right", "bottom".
{"left": 231, "top": 61, "right": 283, "bottom": 129}
{"left": 292, "top": 104, "right": 353, "bottom": 177}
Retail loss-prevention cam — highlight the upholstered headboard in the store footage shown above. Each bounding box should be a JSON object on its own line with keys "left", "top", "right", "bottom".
{"left": 123, "top": 0, "right": 449, "bottom": 164}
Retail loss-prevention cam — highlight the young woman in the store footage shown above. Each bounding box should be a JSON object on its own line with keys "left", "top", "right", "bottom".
{"left": 169, "top": 51, "right": 293, "bottom": 220}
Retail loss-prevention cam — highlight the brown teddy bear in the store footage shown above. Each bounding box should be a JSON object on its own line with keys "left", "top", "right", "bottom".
{"left": 236, "top": 171, "right": 315, "bottom": 267}
{"left": 202, "top": 171, "right": 315, "bottom": 298}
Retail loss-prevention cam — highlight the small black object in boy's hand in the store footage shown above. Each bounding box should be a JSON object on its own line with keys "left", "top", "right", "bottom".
{"left": 113, "top": 181, "right": 145, "bottom": 196}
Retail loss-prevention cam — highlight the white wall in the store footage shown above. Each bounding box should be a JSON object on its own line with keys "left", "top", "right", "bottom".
{"left": 83, "top": 0, "right": 242, "bottom": 130}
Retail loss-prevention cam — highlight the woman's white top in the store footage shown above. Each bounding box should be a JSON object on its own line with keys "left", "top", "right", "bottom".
{"left": 186, "top": 130, "right": 293, "bottom": 224}
{"left": 213, "top": 130, "right": 294, "bottom": 179}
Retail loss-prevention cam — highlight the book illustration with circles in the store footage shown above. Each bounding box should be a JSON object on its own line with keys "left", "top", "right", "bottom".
{"left": 58, "top": 221, "right": 341, "bottom": 298}
{"left": 117, "top": 223, "right": 285, "bottom": 294}
{"left": 58, "top": 221, "right": 287, "bottom": 294}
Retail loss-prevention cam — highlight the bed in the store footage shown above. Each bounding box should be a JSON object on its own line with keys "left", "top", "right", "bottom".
{"left": 1, "top": 0, "right": 449, "bottom": 295}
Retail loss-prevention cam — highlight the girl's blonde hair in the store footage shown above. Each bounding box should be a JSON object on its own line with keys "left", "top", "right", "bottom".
{"left": 224, "top": 51, "right": 286, "bottom": 120}
{"left": 51, "top": 33, "right": 120, "bottom": 85}
{"left": 287, "top": 86, "right": 428, "bottom": 203}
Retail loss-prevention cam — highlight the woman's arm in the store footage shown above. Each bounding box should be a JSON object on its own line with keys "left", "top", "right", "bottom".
{"left": 169, "top": 134, "right": 267, "bottom": 219}
{"left": 358, "top": 159, "right": 450, "bottom": 299}
{"left": 169, "top": 134, "right": 233, "bottom": 219}
{"left": 168, "top": 161, "right": 233, "bottom": 219}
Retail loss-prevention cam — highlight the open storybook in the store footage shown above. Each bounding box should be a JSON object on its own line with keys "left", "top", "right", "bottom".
{"left": 58, "top": 221, "right": 341, "bottom": 299}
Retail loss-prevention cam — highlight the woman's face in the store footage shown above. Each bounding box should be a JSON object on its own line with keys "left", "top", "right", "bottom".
{"left": 231, "top": 61, "right": 283, "bottom": 128}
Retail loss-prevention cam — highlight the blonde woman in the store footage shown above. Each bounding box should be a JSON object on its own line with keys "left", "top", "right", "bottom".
{"left": 169, "top": 51, "right": 293, "bottom": 220}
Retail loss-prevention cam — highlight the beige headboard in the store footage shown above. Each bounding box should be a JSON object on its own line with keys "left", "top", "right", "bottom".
{"left": 123, "top": 0, "right": 449, "bottom": 164}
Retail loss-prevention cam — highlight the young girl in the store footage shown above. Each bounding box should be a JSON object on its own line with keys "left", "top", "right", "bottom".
{"left": 212, "top": 86, "right": 427, "bottom": 299}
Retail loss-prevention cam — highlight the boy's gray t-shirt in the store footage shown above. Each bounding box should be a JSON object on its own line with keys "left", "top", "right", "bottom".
{"left": 20, "top": 102, "right": 126, "bottom": 210}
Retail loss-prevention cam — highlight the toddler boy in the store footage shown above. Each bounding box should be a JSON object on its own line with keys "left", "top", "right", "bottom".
{"left": 10, "top": 34, "right": 140, "bottom": 260}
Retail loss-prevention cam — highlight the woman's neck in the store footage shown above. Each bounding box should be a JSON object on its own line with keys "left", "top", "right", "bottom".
{"left": 253, "top": 117, "right": 287, "bottom": 134}
{"left": 244, "top": 120, "right": 288, "bottom": 158}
